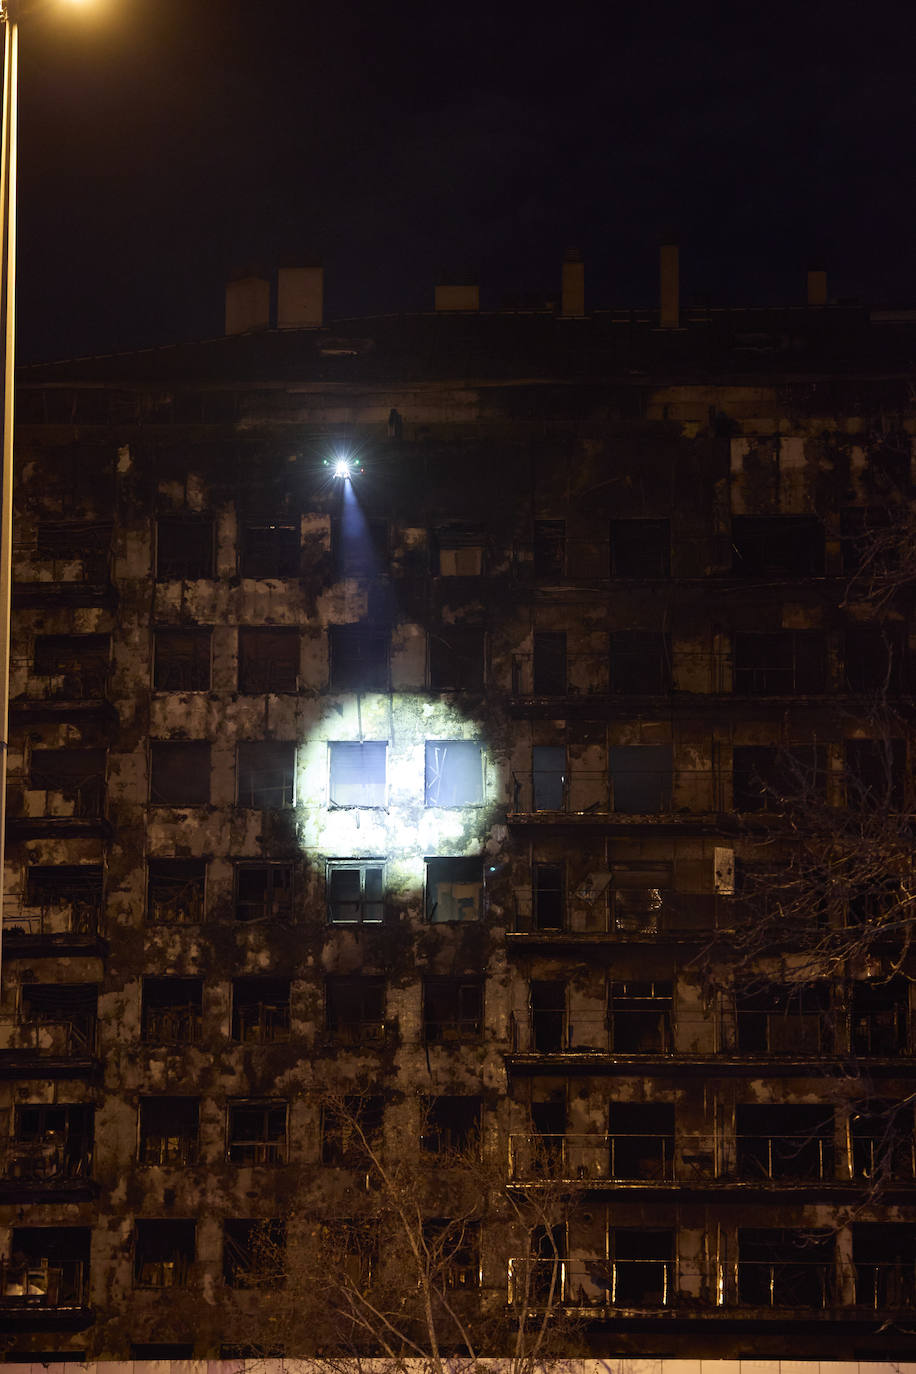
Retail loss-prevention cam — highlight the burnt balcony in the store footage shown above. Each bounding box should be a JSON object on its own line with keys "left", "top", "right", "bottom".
{"left": 13, "top": 522, "right": 115, "bottom": 607}
{"left": 510, "top": 886, "right": 726, "bottom": 940}
{"left": 10, "top": 640, "right": 115, "bottom": 724}
{"left": 3, "top": 868, "right": 104, "bottom": 957}
{"left": 509, "top": 1253, "right": 681, "bottom": 1310}
{"left": 7, "top": 750, "right": 110, "bottom": 839}
{"left": 0, "top": 1137, "right": 94, "bottom": 1203}
{"left": 508, "top": 756, "right": 720, "bottom": 826}
{"left": 0, "top": 990, "right": 99, "bottom": 1079}
{"left": 0, "top": 1260, "right": 89, "bottom": 1315}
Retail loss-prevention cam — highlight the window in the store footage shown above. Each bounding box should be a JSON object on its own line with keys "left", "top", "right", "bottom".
{"left": 329, "top": 625, "right": 389, "bottom": 690}
{"left": 29, "top": 748, "right": 105, "bottom": 817}
{"left": 2, "top": 1227, "right": 90, "bottom": 1309}
{"left": 329, "top": 741, "right": 387, "bottom": 807}
{"left": 428, "top": 627, "right": 485, "bottom": 691}
{"left": 609, "top": 744, "right": 672, "bottom": 813}
{"left": 851, "top": 1101, "right": 915, "bottom": 1180}
{"left": 37, "top": 520, "right": 111, "bottom": 580}
{"left": 21, "top": 984, "right": 97, "bottom": 1052}
{"left": 422, "top": 1219, "right": 480, "bottom": 1288}
{"left": 327, "top": 862, "right": 384, "bottom": 925}
{"left": 532, "top": 632, "right": 567, "bottom": 695}
{"left": 232, "top": 978, "right": 290, "bottom": 1044}
{"left": 26, "top": 865, "right": 102, "bottom": 936}
{"left": 608, "top": 1103, "right": 674, "bottom": 1181}
{"left": 134, "top": 1220, "right": 195, "bottom": 1288}
{"left": 610, "top": 519, "right": 669, "bottom": 577}
{"left": 845, "top": 624, "right": 904, "bottom": 693}
{"left": 33, "top": 634, "right": 109, "bottom": 698}
{"left": 533, "top": 520, "right": 565, "bottom": 579}
{"left": 841, "top": 505, "right": 897, "bottom": 575}
{"left": 426, "top": 857, "right": 482, "bottom": 923}
{"left": 851, "top": 977, "right": 910, "bottom": 1056}
{"left": 12, "top": 1104, "right": 94, "bottom": 1181}
{"left": 156, "top": 518, "right": 213, "bottom": 580}
{"left": 735, "top": 983, "right": 830, "bottom": 1054}
{"left": 154, "top": 629, "right": 211, "bottom": 692}
{"left": 422, "top": 1096, "right": 481, "bottom": 1153}
{"left": 605, "top": 1229, "right": 674, "bottom": 1306}
{"left": 610, "top": 631, "right": 671, "bottom": 694}
{"left": 436, "top": 525, "right": 484, "bottom": 575}
{"left": 532, "top": 745, "right": 565, "bottom": 810}
{"left": 321, "top": 1095, "right": 384, "bottom": 1165}
{"left": 147, "top": 860, "right": 206, "bottom": 924}
{"left": 141, "top": 978, "right": 202, "bottom": 1044}
{"left": 735, "top": 1104, "right": 834, "bottom": 1180}
{"left": 237, "top": 741, "right": 295, "bottom": 808}
{"left": 235, "top": 863, "right": 293, "bottom": 923}
{"left": 533, "top": 861, "right": 564, "bottom": 930}
{"left": 530, "top": 980, "right": 566, "bottom": 1052}
{"left": 139, "top": 1098, "right": 199, "bottom": 1165}
{"left": 149, "top": 741, "right": 210, "bottom": 806}
{"left": 240, "top": 523, "right": 299, "bottom": 578}
{"left": 237, "top": 628, "right": 299, "bottom": 693}
{"left": 326, "top": 977, "right": 386, "bottom": 1043}
{"left": 223, "top": 1220, "right": 286, "bottom": 1288}
{"left": 332, "top": 514, "right": 388, "bottom": 574}
{"left": 845, "top": 737, "right": 906, "bottom": 809}
{"left": 732, "top": 516, "right": 825, "bottom": 577}
{"left": 853, "top": 1224, "right": 916, "bottom": 1309}
{"left": 737, "top": 1228, "right": 833, "bottom": 1308}
{"left": 227, "top": 1101, "right": 287, "bottom": 1164}
{"left": 609, "top": 981, "right": 673, "bottom": 1053}
{"left": 425, "top": 740, "right": 483, "bottom": 806}
{"left": 611, "top": 863, "right": 673, "bottom": 933}
{"left": 732, "top": 744, "right": 825, "bottom": 812}
{"left": 423, "top": 978, "right": 483, "bottom": 1043}
{"left": 733, "top": 631, "right": 826, "bottom": 695}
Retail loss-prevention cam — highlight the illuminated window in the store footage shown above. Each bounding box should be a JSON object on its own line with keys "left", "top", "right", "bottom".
{"left": 327, "top": 863, "right": 385, "bottom": 925}
{"left": 424, "top": 741, "right": 483, "bottom": 806}
{"left": 328, "top": 742, "right": 387, "bottom": 808}
{"left": 425, "top": 857, "right": 483, "bottom": 922}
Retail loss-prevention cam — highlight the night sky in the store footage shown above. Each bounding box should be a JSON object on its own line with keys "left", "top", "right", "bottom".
{"left": 13, "top": 0, "right": 916, "bottom": 362}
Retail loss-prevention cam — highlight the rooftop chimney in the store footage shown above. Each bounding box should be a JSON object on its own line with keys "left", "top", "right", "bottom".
{"left": 435, "top": 280, "right": 479, "bottom": 312}
{"left": 807, "top": 267, "right": 827, "bottom": 306}
{"left": 561, "top": 247, "right": 585, "bottom": 318}
{"left": 278, "top": 266, "right": 324, "bottom": 329}
{"left": 659, "top": 240, "right": 679, "bottom": 329}
{"left": 225, "top": 275, "right": 270, "bottom": 336}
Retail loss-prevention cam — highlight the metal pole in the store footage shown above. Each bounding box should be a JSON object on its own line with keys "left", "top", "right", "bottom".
{"left": 0, "top": 3, "right": 17, "bottom": 977}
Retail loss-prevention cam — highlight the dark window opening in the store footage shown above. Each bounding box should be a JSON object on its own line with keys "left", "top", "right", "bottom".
{"left": 422, "top": 1219, "right": 480, "bottom": 1288}
{"left": 532, "top": 745, "right": 566, "bottom": 811}
{"left": 530, "top": 980, "right": 566, "bottom": 1052}
{"left": 423, "top": 978, "right": 483, "bottom": 1043}
{"left": 609, "top": 744, "right": 672, "bottom": 813}
{"left": 610, "top": 519, "right": 670, "bottom": 578}
{"left": 1, "top": 1227, "right": 90, "bottom": 1310}
{"left": 332, "top": 515, "right": 388, "bottom": 576}
{"left": 156, "top": 519, "right": 213, "bottom": 580}
{"left": 732, "top": 516, "right": 825, "bottom": 577}
{"left": 733, "top": 744, "right": 825, "bottom": 812}
{"left": 853, "top": 1223, "right": 916, "bottom": 1309}
{"left": 735, "top": 984, "right": 831, "bottom": 1054}
{"left": 425, "top": 740, "right": 483, "bottom": 806}
{"left": 533, "top": 861, "right": 564, "bottom": 930}
{"left": 149, "top": 741, "right": 210, "bottom": 806}
{"left": 845, "top": 624, "right": 904, "bottom": 693}
{"left": 21, "top": 984, "right": 97, "bottom": 1053}
{"left": 232, "top": 977, "right": 290, "bottom": 1044}
{"left": 32, "top": 634, "right": 110, "bottom": 699}
{"left": 134, "top": 1219, "right": 195, "bottom": 1289}
{"left": 327, "top": 862, "right": 384, "bottom": 925}
{"left": 422, "top": 1096, "right": 482, "bottom": 1153}
{"left": 235, "top": 863, "right": 293, "bottom": 923}
{"left": 37, "top": 521, "right": 111, "bottom": 580}
{"left": 608, "top": 1103, "right": 674, "bottom": 1181}
{"left": 735, "top": 1104, "right": 834, "bottom": 1180}
{"left": 429, "top": 627, "right": 485, "bottom": 691}
{"left": 237, "top": 741, "right": 295, "bottom": 808}
{"left": 532, "top": 632, "right": 567, "bottom": 695}
{"left": 240, "top": 523, "right": 299, "bottom": 579}
{"left": 435, "top": 525, "right": 485, "bottom": 576}
{"left": 852, "top": 1102, "right": 915, "bottom": 1179}
{"left": 141, "top": 978, "right": 202, "bottom": 1045}
{"left": 154, "top": 629, "right": 211, "bottom": 692}
{"left": 237, "top": 628, "right": 299, "bottom": 694}
{"left": 139, "top": 1098, "right": 200, "bottom": 1166}
{"left": 602, "top": 1229, "right": 674, "bottom": 1306}
{"left": 426, "top": 857, "right": 482, "bottom": 923}
{"left": 25, "top": 865, "right": 102, "bottom": 936}
{"left": 10, "top": 1104, "right": 94, "bottom": 1181}
{"left": 329, "top": 625, "right": 389, "bottom": 690}
{"left": 733, "top": 631, "right": 826, "bottom": 695}
{"left": 326, "top": 977, "right": 386, "bottom": 1043}
{"left": 611, "top": 864, "right": 673, "bottom": 933}
{"left": 610, "top": 631, "right": 671, "bottom": 694}
{"left": 29, "top": 748, "right": 105, "bottom": 818}
{"left": 147, "top": 859, "right": 206, "bottom": 924}
{"left": 737, "top": 1228, "right": 834, "bottom": 1308}
{"left": 841, "top": 506, "right": 898, "bottom": 575}
{"left": 321, "top": 1095, "right": 384, "bottom": 1165}
{"left": 533, "top": 520, "right": 565, "bottom": 579}
{"left": 609, "top": 981, "right": 673, "bottom": 1053}
{"left": 227, "top": 1101, "right": 287, "bottom": 1165}
{"left": 329, "top": 741, "right": 386, "bottom": 808}
{"left": 223, "top": 1220, "right": 285, "bottom": 1288}
{"left": 851, "top": 977, "right": 910, "bottom": 1056}
{"left": 845, "top": 738, "right": 906, "bottom": 809}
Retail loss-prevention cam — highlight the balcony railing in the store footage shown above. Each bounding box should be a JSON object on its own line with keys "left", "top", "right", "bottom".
{"left": 509, "top": 1133, "right": 677, "bottom": 1182}
{"left": 510, "top": 649, "right": 733, "bottom": 696}
{"left": 142, "top": 1007, "right": 202, "bottom": 1045}
{"left": 0, "top": 1260, "right": 88, "bottom": 1309}
{"left": 227, "top": 1140, "right": 285, "bottom": 1165}
{"left": 735, "top": 1260, "right": 833, "bottom": 1308}
{"left": 512, "top": 891, "right": 728, "bottom": 936}
{"left": 23, "top": 775, "right": 105, "bottom": 820}
{"left": 2, "top": 1144, "right": 92, "bottom": 1182}
{"left": 14, "top": 664, "right": 108, "bottom": 702}
{"left": 855, "top": 1262, "right": 916, "bottom": 1308}
{"left": 512, "top": 1010, "right": 674, "bottom": 1056}
{"left": 509, "top": 768, "right": 719, "bottom": 816}
{"left": 139, "top": 1135, "right": 199, "bottom": 1166}
{"left": 3, "top": 901, "right": 100, "bottom": 939}
{"left": 0, "top": 1017, "right": 98, "bottom": 1058}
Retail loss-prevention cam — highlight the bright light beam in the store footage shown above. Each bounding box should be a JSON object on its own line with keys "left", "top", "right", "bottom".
{"left": 334, "top": 458, "right": 350, "bottom": 479}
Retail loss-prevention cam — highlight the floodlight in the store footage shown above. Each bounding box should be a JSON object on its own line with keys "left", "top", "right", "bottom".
{"left": 334, "top": 459, "right": 350, "bottom": 479}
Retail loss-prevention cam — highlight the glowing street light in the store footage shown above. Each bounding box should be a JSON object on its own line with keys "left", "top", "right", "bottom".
{"left": 334, "top": 458, "right": 351, "bottom": 479}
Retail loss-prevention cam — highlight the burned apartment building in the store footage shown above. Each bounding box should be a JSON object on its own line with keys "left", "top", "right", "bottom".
{"left": 0, "top": 255, "right": 916, "bottom": 1362}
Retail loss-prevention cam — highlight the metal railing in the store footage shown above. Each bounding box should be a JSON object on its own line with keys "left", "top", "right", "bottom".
{"left": 2, "top": 900, "right": 99, "bottom": 938}
{"left": 855, "top": 1263, "right": 916, "bottom": 1308}
{"left": 328, "top": 1019, "right": 388, "bottom": 1045}
{"left": 512, "top": 1010, "right": 674, "bottom": 1056}
{"left": 142, "top": 1006, "right": 202, "bottom": 1044}
{"left": 509, "top": 768, "right": 720, "bottom": 815}
{"left": 139, "top": 1135, "right": 199, "bottom": 1166}
{"left": 513, "top": 891, "right": 729, "bottom": 936}
{"left": 227, "top": 1140, "right": 285, "bottom": 1165}
{"left": 731, "top": 1010, "right": 831, "bottom": 1055}
{"left": 509, "top": 1133, "right": 677, "bottom": 1182}
{"left": 25, "top": 772, "right": 105, "bottom": 819}
{"left": 508, "top": 1132, "right": 839, "bottom": 1183}
{"left": 510, "top": 649, "right": 733, "bottom": 696}
{"left": 508, "top": 1257, "right": 676, "bottom": 1307}
{"left": 734, "top": 1260, "right": 833, "bottom": 1309}
{"left": 0, "top": 1260, "right": 87, "bottom": 1308}
{"left": 236, "top": 1005, "right": 290, "bottom": 1043}
{"left": 2, "top": 1017, "right": 97, "bottom": 1057}
{"left": 2, "top": 1143, "right": 92, "bottom": 1182}
{"left": 15, "top": 664, "right": 108, "bottom": 701}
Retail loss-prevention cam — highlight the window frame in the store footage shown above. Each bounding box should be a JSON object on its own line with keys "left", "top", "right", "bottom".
{"left": 327, "top": 860, "right": 386, "bottom": 925}
{"left": 424, "top": 739, "right": 485, "bottom": 808}
{"left": 328, "top": 740, "right": 388, "bottom": 809}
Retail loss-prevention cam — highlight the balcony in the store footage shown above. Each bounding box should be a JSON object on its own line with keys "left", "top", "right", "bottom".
{"left": 10, "top": 659, "right": 114, "bottom": 725}
{"left": 508, "top": 764, "right": 720, "bottom": 825}
{"left": 0, "top": 1260, "right": 89, "bottom": 1313}
{"left": 0, "top": 1017, "right": 98, "bottom": 1079}
{"left": 2, "top": 900, "right": 103, "bottom": 958}
{"left": 13, "top": 524, "right": 115, "bottom": 607}
{"left": 7, "top": 752, "right": 109, "bottom": 840}
{"left": 508, "top": 1256, "right": 680, "bottom": 1309}
{"left": 510, "top": 889, "right": 727, "bottom": 940}
{"left": 0, "top": 1141, "right": 94, "bottom": 1203}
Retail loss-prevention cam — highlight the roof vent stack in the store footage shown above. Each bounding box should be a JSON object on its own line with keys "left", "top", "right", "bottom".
{"left": 561, "top": 247, "right": 585, "bottom": 318}
{"left": 659, "top": 239, "right": 679, "bottom": 329}
{"left": 278, "top": 266, "right": 324, "bottom": 329}
{"left": 225, "top": 275, "right": 270, "bottom": 336}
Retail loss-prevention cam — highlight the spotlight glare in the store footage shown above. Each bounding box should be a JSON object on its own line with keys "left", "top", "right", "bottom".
{"left": 334, "top": 459, "right": 351, "bottom": 479}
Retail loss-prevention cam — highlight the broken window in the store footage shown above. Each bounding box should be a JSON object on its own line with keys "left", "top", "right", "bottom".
{"left": 141, "top": 978, "right": 202, "bottom": 1044}
{"left": 737, "top": 1228, "right": 834, "bottom": 1308}
{"left": 735, "top": 1104, "right": 834, "bottom": 1180}
{"left": 232, "top": 977, "right": 290, "bottom": 1043}
{"left": 851, "top": 1101, "right": 915, "bottom": 1180}
{"left": 332, "top": 515, "right": 388, "bottom": 575}
{"left": 851, "top": 977, "right": 910, "bottom": 1056}
{"left": 33, "top": 634, "right": 110, "bottom": 699}
{"left": 532, "top": 745, "right": 566, "bottom": 810}
{"left": 21, "top": 984, "right": 97, "bottom": 1054}
{"left": 154, "top": 629, "right": 211, "bottom": 692}
{"left": 426, "top": 857, "right": 482, "bottom": 923}
{"left": 732, "top": 516, "right": 825, "bottom": 577}
{"left": 223, "top": 1220, "right": 286, "bottom": 1288}
{"left": 732, "top": 744, "right": 825, "bottom": 812}
{"left": 733, "top": 631, "right": 826, "bottom": 695}
{"left": 1, "top": 1227, "right": 90, "bottom": 1309}
{"left": 610, "top": 631, "right": 671, "bottom": 694}
{"left": 237, "top": 628, "right": 300, "bottom": 693}
{"left": 422, "top": 1219, "right": 480, "bottom": 1288}
{"left": 327, "top": 862, "right": 385, "bottom": 924}
{"left": 149, "top": 741, "right": 210, "bottom": 806}
{"left": 610, "top": 519, "right": 670, "bottom": 578}
{"left": 423, "top": 978, "right": 483, "bottom": 1043}
{"left": 609, "top": 744, "right": 672, "bottom": 813}
{"left": 425, "top": 740, "right": 484, "bottom": 806}
{"left": 421, "top": 1096, "right": 482, "bottom": 1154}
{"left": 608, "top": 1103, "right": 674, "bottom": 1181}
{"left": 26, "top": 865, "right": 102, "bottom": 936}
{"left": 610, "top": 863, "right": 673, "bottom": 933}
{"left": 138, "top": 1098, "right": 200, "bottom": 1166}
{"left": 530, "top": 980, "right": 567, "bottom": 1052}
{"left": 435, "top": 525, "right": 484, "bottom": 576}
{"left": 37, "top": 520, "right": 111, "bottom": 580}
{"left": 609, "top": 981, "right": 673, "bottom": 1053}
{"left": 240, "top": 523, "right": 299, "bottom": 578}
{"left": 29, "top": 748, "right": 106, "bottom": 817}
{"left": 329, "top": 625, "right": 389, "bottom": 690}
{"left": 845, "top": 737, "right": 906, "bottom": 809}
{"left": 134, "top": 1219, "right": 195, "bottom": 1288}
{"left": 227, "top": 1101, "right": 287, "bottom": 1165}
{"left": 237, "top": 741, "right": 295, "bottom": 808}
{"left": 603, "top": 1229, "right": 674, "bottom": 1306}
{"left": 853, "top": 1223, "right": 916, "bottom": 1309}
{"left": 533, "top": 520, "right": 565, "bottom": 579}
{"left": 235, "top": 863, "right": 293, "bottom": 923}
{"left": 845, "top": 623, "right": 904, "bottom": 693}
{"left": 329, "top": 741, "right": 387, "bottom": 807}
{"left": 321, "top": 1095, "right": 384, "bottom": 1165}
{"left": 532, "top": 631, "right": 567, "bottom": 695}
{"left": 156, "top": 518, "right": 213, "bottom": 580}
{"left": 11, "top": 1104, "right": 94, "bottom": 1181}
{"left": 326, "top": 977, "right": 386, "bottom": 1043}
{"left": 147, "top": 859, "right": 206, "bottom": 924}
{"left": 428, "top": 627, "right": 485, "bottom": 691}
{"left": 533, "top": 861, "right": 564, "bottom": 930}
{"left": 735, "top": 983, "right": 831, "bottom": 1054}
